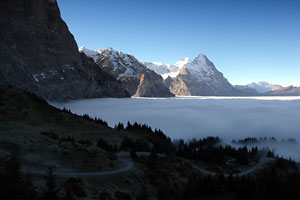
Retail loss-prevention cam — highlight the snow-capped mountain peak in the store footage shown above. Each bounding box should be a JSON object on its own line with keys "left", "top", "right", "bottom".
{"left": 246, "top": 81, "right": 282, "bottom": 93}
{"left": 104, "top": 47, "right": 114, "bottom": 51}
{"left": 79, "top": 46, "right": 99, "bottom": 61}
{"left": 97, "top": 47, "right": 119, "bottom": 55}
{"left": 184, "top": 54, "right": 215, "bottom": 75}
{"left": 79, "top": 46, "right": 151, "bottom": 80}
{"left": 245, "top": 81, "right": 282, "bottom": 93}
{"left": 195, "top": 53, "right": 207, "bottom": 60}
{"left": 174, "top": 57, "right": 191, "bottom": 67}
{"left": 143, "top": 53, "right": 217, "bottom": 79}
{"left": 257, "top": 81, "right": 272, "bottom": 87}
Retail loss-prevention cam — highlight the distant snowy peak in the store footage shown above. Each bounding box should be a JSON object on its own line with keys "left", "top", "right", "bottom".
{"left": 79, "top": 46, "right": 99, "bottom": 61}
{"left": 144, "top": 62, "right": 170, "bottom": 74}
{"left": 143, "top": 61, "right": 180, "bottom": 79}
{"left": 143, "top": 53, "right": 216, "bottom": 79}
{"left": 246, "top": 81, "right": 282, "bottom": 93}
{"left": 174, "top": 57, "right": 191, "bottom": 67}
{"left": 79, "top": 46, "right": 132, "bottom": 62}
{"left": 97, "top": 47, "right": 129, "bottom": 60}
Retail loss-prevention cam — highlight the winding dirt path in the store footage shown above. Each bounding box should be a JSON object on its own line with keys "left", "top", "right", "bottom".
{"left": 21, "top": 152, "right": 273, "bottom": 177}
{"left": 184, "top": 156, "right": 274, "bottom": 177}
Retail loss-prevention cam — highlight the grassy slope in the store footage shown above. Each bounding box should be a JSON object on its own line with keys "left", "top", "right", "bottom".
{"left": 0, "top": 86, "right": 172, "bottom": 170}
{"left": 0, "top": 86, "right": 130, "bottom": 172}
{"left": 0, "top": 86, "right": 154, "bottom": 146}
{"left": 0, "top": 86, "right": 121, "bottom": 142}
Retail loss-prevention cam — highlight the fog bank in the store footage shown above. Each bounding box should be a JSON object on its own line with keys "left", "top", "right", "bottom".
{"left": 51, "top": 96, "right": 300, "bottom": 160}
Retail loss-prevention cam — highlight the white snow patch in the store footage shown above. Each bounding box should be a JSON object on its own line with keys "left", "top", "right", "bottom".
{"left": 117, "top": 68, "right": 134, "bottom": 79}
{"left": 33, "top": 75, "right": 39, "bottom": 82}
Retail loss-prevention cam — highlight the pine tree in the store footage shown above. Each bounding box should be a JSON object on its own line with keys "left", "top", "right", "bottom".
{"left": 42, "top": 166, "right": 60, "bottom": 200}
{"left": 0, "top": 155, "right": 38, "bottom": 200}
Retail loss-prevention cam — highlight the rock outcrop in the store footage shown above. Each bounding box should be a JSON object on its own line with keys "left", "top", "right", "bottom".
{"left": 80, "top": 47, "right": 174, "bottom": 97}
{"left": 0, "top": 0, "right": 129, "bottom": 101}
{"left": 163, "top": 76, "right": 174, "bottom": 89}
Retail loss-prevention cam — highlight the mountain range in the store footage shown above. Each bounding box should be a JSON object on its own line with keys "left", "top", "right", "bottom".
{"left": 81, "top": 47, "right": 258, "bottom": 96}
{"left": 79, "top": 47, "right": 174, "bottom": 97}
{"left": 81, "top": 46, "right": 300, "bottom": 97}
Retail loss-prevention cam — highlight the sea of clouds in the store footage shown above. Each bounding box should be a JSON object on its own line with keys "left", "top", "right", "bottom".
{"left": 51, "top": 96, "right": 300, "bottom": 160}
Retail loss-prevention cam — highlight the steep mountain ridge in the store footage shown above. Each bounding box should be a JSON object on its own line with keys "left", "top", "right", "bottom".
{"left": 0, "top": 0, "right": 129, "bottom": 101}
{"left": 79, "top": 47, "right": 174, "bottom": 97}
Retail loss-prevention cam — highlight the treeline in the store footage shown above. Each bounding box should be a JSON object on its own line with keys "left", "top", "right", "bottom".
{"left": 233, "top": 137, "right": 298, "bottom": 145}
{"left": 82, "top": 114, "right": 108, "bottom": 127}
{"left": 179, "top": 157, "right": 300, "bottom": 200}
{"left": 61, "top": 108, "right": 109, "bottom": 127}
{"left": 115, "top": 122, "right": 170, "bottom": 143}
{"left": 60, "top": 109, "right": 176, "bottom": 154}
{"left": 40, "top": 131, "right": 117, "bottom": 152}
{"left": 116, "top": 122, "right": 176, "bottom": 154}
{"left": 175, "top": 137, "right": 259, "bottom": 165}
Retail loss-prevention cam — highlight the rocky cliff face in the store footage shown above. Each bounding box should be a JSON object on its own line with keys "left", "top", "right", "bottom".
{"left": 80, "top": 47, "right": 174, "bottom": 97}
{"left": 134, "top": 73, "right": 174, "bottom": 97}
{"left": 0, "top": 0, "right": 129, "bottom": 101}
{"left": 163, "top": 76, "right": 174, "bottom": 89}
{"left": 79, "top": 53, "right": 130, "bottom": 98}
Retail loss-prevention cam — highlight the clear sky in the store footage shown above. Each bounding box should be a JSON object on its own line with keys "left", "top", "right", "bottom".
{"left": 57, "top": 0, "right": 300, "bottom": 86}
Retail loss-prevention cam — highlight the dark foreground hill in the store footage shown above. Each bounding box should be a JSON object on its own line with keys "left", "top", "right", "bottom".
{"left": 0, "top": 86, "right": 172, "bottom": 166}
{"left": 0, "top": 86, "right": 194, "bottom": 199}
{"left": 1, "top": 87, "right": 300, "bottom": 199}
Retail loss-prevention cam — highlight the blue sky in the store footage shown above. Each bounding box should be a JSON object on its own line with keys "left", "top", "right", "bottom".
{"left": 57, "top": 0, "right": 300, "bottom": 86}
